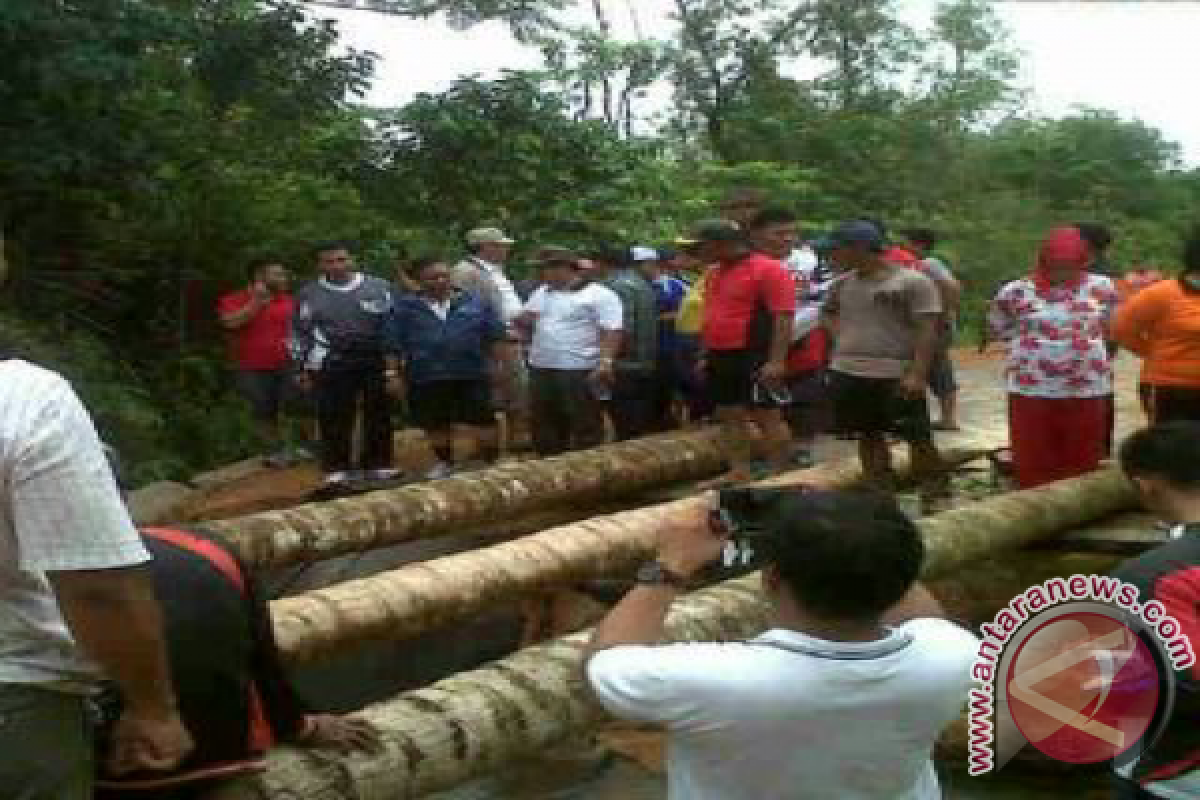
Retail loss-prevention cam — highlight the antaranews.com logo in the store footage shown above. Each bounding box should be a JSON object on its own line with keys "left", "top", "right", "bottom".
{"left": 968, "top": 574, "right": 1195, "bottom": 774}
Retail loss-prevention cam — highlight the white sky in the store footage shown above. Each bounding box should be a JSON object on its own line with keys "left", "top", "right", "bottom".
{"left": 306, "top": 1, "right": 1200, "bottom": 165}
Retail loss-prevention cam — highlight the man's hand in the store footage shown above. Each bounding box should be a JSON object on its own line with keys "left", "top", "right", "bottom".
{"left": 106, "top": 707, "right": 193, "bottom": 777}
{"left": 656, "top": 498, "right": 728, "bottom": 580}
{"left": 757, "top": 359, "right": 786, "bottom": 390}
{"left": 898, "top": 372, "right": 926, "bottom": 397}
{"left": 297, "top": 714, "right": 382, "bottom": 755}
{"left": 590, "top": 362, "right": 615, "bottom": 388}
{"left": 294, "top": 371, "right": 314, "bottom": 393}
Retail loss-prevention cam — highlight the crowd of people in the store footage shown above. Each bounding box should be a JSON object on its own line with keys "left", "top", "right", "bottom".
{"left": 216, "top": 189, "right": 980, "bottom": 510}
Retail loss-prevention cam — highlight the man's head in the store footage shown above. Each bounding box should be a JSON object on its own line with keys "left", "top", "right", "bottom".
{"left": 467, "top": 227, "right": 515, "bottom": 265}
{"left": 249, "top": 259, "right": 289, "bottom": 293}
{"left": 628, "top": 246, "right": 661, "bottom": 278}
{"left": 756, "top": 489, "right": 924, "bottom": 625}
{"left": 719, "top": 187, "right": 767, "bottom": 228}
{"left": 827, "top": 220, "right": 886, "bottom": 271}
{"left": 748, "top": 208, "right": 799, "bottom": 260}
{"left": 537, "top": 246, "right": 583, "bottom": 289}
{"left": 412, "top": 256, "right": 454, "bottom": 299}
{"left": 1075, "top": 222, "right": 1112, "bottom": 256}
{"left": 1119, "top": 422, "right": 1200, "bottom": 522}
{"left": 314, "top": 241, "right": 354, "bottom": 282}
{"left": 903, "top": 228, "right": 938, "bottom": 258}
{"left": 682, "top": 219, "right": 750, "bottom": 266}
{"left": 587, "top": 245, "right": 626, "bottom": 278}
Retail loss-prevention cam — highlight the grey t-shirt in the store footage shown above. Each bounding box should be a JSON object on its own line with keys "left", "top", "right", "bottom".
{"left": 824, "top": 267, "right": 941, "bottom": 379}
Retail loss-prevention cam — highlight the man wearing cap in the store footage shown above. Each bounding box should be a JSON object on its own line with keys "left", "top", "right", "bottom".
{"left": 596, "top": 246, "right": 659, "bottom": 440}
{"left": 688, "top": 219, "right": 796, "bottom": 482}
{"left": 517, "top": 248, "right": 623, "bottom": 456}
{"left": 821, "top": 220, "right": 947, "bottom": 508}
{"left": 453, "top": 227, "right": 526, "bottom": 455}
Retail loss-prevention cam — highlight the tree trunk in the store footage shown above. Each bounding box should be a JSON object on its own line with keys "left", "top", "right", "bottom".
{"left": 212, "top": 465, "right": 1143, "bottom": 800}
{"left": 271, "top": 446, "right": 995, "bottom": 663}
{"left": 207, "top": 429, "right": 729, "bottom": 569}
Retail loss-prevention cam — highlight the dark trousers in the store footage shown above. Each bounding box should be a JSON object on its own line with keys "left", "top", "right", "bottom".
{"left": 529, "top": 367, "right": 605, "bottom": 457}
{"left": 0, "top": 685, "right": 93, "bottom": 800}
{"left": 611, "top": 367, "right": 655, "bottom": 441}
{"left": 314, "top": 365, "right": 392, "bottom": 473}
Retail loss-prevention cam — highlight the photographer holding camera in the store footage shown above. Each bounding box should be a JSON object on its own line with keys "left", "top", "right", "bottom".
{"left": 584, "top": 488, "right": 978, "bottom": 799}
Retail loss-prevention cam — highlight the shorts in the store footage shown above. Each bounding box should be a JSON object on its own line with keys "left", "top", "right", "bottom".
{"left": 705, "top": 350, "right": 780, "bottom": 410}
{"left": 828, "top": 370, "right": 932, "bottom": 442}
{"left": 407, "top": 379, "right": 494, "bottom": 429}
{"left": 1145, "top": 384, "right": 1200, "bottom": 425}
{"left": 237, "top": 369, "right": 288, "bottom": 421}
{"left": 786, "top": 369, "right": 830, "bottom": 434}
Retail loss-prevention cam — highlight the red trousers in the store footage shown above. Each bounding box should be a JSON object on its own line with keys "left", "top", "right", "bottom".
{"left": 1008, "top": 394, "right": 1108, "bottom": 489}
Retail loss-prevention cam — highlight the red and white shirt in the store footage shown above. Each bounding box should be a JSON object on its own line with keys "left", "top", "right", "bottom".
{"left": 988, "top": 274, "right": 1119, "bottom": 398}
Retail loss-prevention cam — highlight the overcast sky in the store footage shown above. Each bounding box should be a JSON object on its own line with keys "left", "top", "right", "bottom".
{"left": 306, "top": 1, "right": 1200, "bottom": 165}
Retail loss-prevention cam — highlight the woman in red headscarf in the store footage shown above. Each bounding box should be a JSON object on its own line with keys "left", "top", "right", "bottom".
{"left": 987, "top": 227, "right": 1120, "bottom": 488}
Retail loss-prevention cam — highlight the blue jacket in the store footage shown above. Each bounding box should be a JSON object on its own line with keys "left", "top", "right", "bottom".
{"left": 383, "top": 289, "right": 504, "bottom": 384}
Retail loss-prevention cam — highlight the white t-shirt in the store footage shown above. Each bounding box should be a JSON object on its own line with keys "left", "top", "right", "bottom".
{"left": 587, "top": 618, "right": 978, "bottom": 800}
{"left": 0, "top": 361, "right": 149, "bottom": 689}
{"left": 525, "top": 283, "right": 623, "bottom": 370}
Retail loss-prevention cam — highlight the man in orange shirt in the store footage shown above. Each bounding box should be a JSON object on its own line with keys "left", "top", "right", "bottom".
{"left": 1113, "top": 240, "right": 1200, "bottom": 425}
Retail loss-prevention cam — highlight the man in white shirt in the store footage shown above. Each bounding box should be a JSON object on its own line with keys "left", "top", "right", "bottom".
{"left": 517, "top": 247, "right": 623, "bottom": 456}
{"left": 0, "top": 359, "right": 192, "bottom": 797}
{"left": 585, "top": 488, "right": 978, "bottom": 800}
{"left": 452, "top": 226, "right": 526, "bottom": 455}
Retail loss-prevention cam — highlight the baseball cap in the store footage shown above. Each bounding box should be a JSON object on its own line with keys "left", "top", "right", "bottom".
{"left": 466, "top": 227, "right": 515, "bottom": 246}
{"left": 629, "top": 246, "right": 659, "bottom": 263}
{"left": 827, "top": 220, "right": 886, "bottom": 252}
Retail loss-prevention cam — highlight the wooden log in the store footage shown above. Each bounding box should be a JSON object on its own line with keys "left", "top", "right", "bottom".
{"left": 215, "top": 465, "right": 1141, "bottom": 800}
{"left": 271, "top": 445, "right": 994, "bottom": 664}
{"left": 207, "top": 429, "right": 730, "bottom": 569}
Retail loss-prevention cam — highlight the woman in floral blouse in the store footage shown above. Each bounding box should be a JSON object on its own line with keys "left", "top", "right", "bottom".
{"left": 988, "top": 227, "right": 1120, "bottom": 488}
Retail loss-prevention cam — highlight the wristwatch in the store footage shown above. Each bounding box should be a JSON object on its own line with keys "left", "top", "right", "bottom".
{"left": 635, "top": 560, "right": 689, "bottom": 589}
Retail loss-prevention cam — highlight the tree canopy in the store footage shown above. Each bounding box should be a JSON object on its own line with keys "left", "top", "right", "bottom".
{"left": 2, "top": 0, "right": 1197, "bottom": 480}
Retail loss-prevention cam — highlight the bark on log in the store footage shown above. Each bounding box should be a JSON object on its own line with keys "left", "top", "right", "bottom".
{"left": 271, "top": 445, "right": 992, "bottom": 664}
{"left": 208, "top": 429, "right": 729, "bottom": 569}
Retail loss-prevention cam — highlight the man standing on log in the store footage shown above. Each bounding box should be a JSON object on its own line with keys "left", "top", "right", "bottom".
{"left": 688, "top": 218, "right": 795, "bottom": 483}
{"left": 584, "top": 488, "right": 977, "bottom": 799}
{"left": 0, "top": 359, "right": 193, "bottom": 797}
{"left": 1113, "top": 422, "right": 1200, "bottom": 799}
{"left": 291, "top": 241, "right": 397, "bottom": 490}
{"left": 383, "top": 257, "right": 511, "bottom": 479}
{"left": 452, "top": 227, "right": 527, "bottom": 457}
{"left": 518, "top": 248, "right": 622, "bottom": 457}
{"left": 821, "top": 220, "right": 948, "bottom": 511}
{"left": 217, "top": 258, "right": 307, "bottom": 467}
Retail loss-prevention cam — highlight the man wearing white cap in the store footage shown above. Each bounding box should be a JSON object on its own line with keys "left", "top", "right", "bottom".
{"left": 453, "top": 227, "right": 526, "bottom": 455}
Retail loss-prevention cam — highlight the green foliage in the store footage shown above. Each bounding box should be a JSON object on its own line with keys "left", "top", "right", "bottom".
{"left": 3, "top": 0, "right": 1200, "bottom": 484}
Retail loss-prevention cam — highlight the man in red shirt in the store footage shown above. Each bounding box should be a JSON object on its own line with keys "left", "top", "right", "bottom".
{"left": 686, "top": 219, "right": 795, "bottom": 483}
{"left": 217, "top": 260, "right": 302, "bottom": 467}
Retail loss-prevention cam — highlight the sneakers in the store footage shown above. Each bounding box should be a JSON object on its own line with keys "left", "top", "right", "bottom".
{"left": 322, "top": 471, "right": 352, "bottom": 487}
{"left": 263, "top": 446, "right": 316, "bottom": 469}
{"left": 364, "top": 468, "right": 402, "bottom": 482}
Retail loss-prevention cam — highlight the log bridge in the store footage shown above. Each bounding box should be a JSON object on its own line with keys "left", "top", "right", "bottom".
{"left": 193, "top": 434, "right": 1151, "bottom": 800}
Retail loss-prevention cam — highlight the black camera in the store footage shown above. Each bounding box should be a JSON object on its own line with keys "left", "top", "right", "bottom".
{"left": 706, "top": 486, "right": 809, "bottom": 579}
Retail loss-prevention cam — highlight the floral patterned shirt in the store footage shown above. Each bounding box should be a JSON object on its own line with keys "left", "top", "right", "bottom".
{"left": 987, "top": 274, "right": 1119, "bottom": 398}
